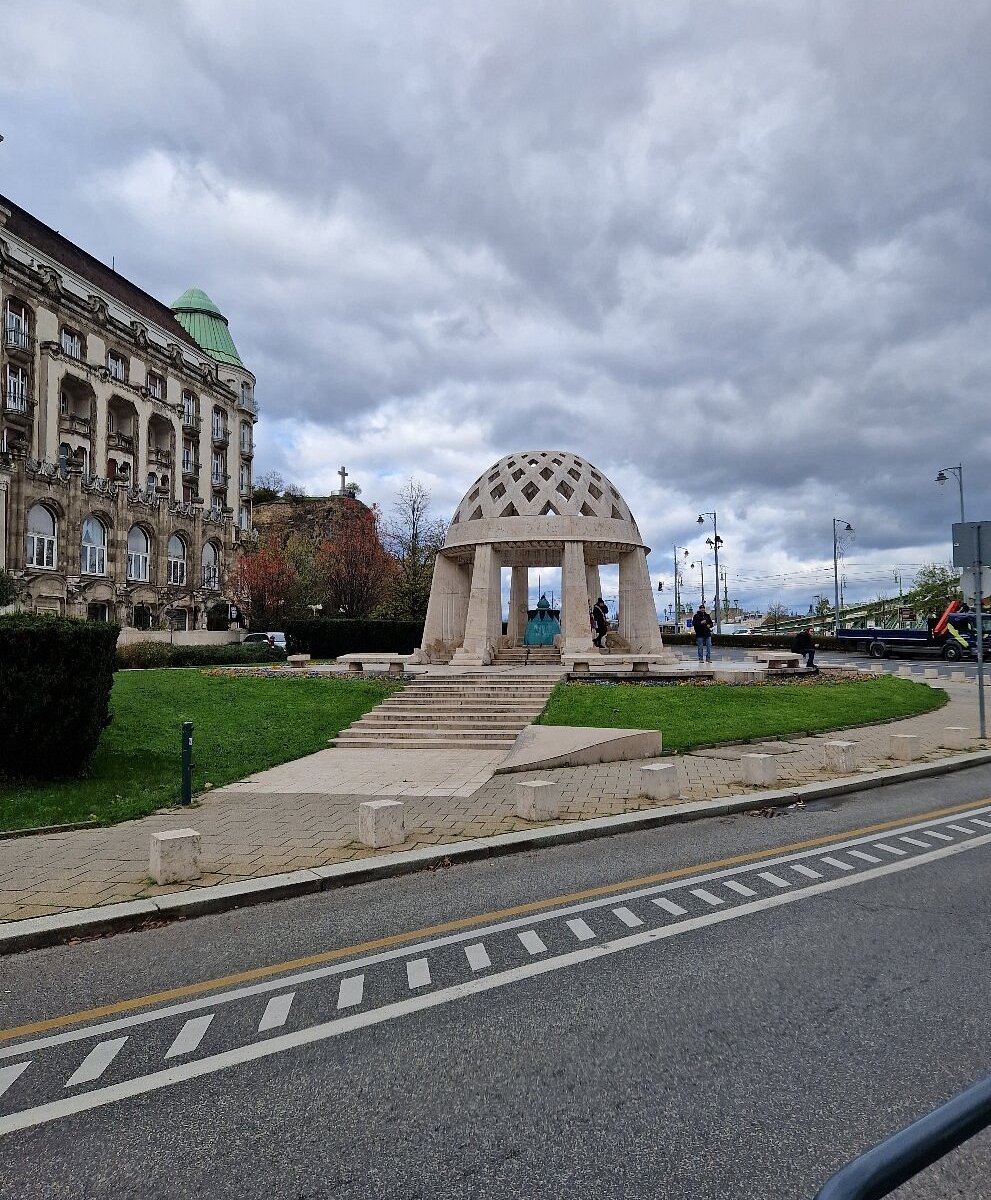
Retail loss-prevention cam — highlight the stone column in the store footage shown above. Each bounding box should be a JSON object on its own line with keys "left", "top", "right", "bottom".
{"left": 507, "top": 565, "right": 529, "bottom": 645}
{"left": 618, "top": 548, "right": 666, "bottom": 654}
{"left": 452, "top": 542, "right": 501, "bottom": 664}
{"left": 420, "top": 552, "right": 471, "bottom": 658}
{"left": 561, "top": 541, "right": 594, "bottom": 654}
{"left": 585, "top": 563, "right": 602, "bottom": 608}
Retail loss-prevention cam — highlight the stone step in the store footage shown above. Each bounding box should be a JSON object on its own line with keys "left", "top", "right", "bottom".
{"left": 331, "top": 736, "right": 517, "bottom": 750}
{"left": 362, "top": 706, "right": 543, "bottom": 718}
{"left": 333, "top": 729, "right": 518, "bottom": 744}
{"left": 351, "top": 716, "right": 530, "bottom": 730}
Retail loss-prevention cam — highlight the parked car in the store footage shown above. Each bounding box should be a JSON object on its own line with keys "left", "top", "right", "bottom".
{"left": 242, "top": 631, "right": 287, "bottom": 650}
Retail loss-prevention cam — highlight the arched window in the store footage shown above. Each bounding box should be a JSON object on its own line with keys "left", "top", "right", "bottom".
{"left": 127, "top": 526, "right": 150, "bottom": 582}
{"left": 167, "top": 534, "right": 187, "bottom": 587}
{"left": 81, "top": 516, "right": 107, "bottom": 575}
{"left": 26, "top": 504, "right": 57, "bottom": 569}
{"left": 201, "top": 541, "right": 219, "bottom": 590}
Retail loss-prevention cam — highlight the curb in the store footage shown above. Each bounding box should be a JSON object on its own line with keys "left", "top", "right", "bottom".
{"left": 4, "top": 748, "right": 991, "bottom": 956}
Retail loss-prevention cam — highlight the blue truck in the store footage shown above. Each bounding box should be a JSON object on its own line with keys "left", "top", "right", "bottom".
{"left": 836, "top": 604, "right": 990, "bottom": 661}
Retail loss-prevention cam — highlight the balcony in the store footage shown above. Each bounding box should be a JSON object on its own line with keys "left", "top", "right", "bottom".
{"left": 4, "top": 389, "right": 31, "bottom": 418}
{"left": 4, "top": 326, "right": 34, "bottom": 358}
{"left": 149, "top": 447, "right": 173, "bottom": 469}
{"left": 181, "top": 458, "right": 199, "bottom": 479}
{"left": 182, "top": 413, "right": 201, "bottom": 433}
{"left": 239, "top": 443, "right": 254, "bottom": 460}
{"left": 237, "top": 390, "right": 257, "bottom": 416}
{"left": 107, "top": 431, "right": 135, "bottom": 453}
{"left": 211, "top": 472, "right": 230, "bottom": 488}
{"left": 211, "top": 428, "right": 229, "bottom": 448}
{"left": 59, "top": 412, "right": 91, "bottom": 436}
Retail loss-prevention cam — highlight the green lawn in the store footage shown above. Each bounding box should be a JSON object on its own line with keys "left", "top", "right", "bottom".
{"left": 537, "top": 677, "right": 946, "bottom": 752}
{"left": 0, "top": 671, "right": 398, "bottom": 833}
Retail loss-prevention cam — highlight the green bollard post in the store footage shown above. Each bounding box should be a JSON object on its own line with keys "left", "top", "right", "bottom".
{"left": 181, "top": 720, "right": 193, "bottom": 806}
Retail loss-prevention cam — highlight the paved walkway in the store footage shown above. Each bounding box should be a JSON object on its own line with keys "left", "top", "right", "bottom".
{"left": 0, "top": 668, "right": 985, "bottom": 925}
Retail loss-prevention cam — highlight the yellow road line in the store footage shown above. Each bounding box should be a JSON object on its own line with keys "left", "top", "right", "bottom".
{"left": 2, "top": 796, "right": 988, "bottom": 1045}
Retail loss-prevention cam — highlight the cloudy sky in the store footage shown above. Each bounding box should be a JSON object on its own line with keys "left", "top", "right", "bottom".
{"left": 4, "top": 0, "right": 990, "bottom": 617}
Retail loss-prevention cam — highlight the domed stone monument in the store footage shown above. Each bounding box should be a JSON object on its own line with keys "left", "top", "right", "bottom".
{"left": 416, "top": 451, "right": 668, "bottom": 666}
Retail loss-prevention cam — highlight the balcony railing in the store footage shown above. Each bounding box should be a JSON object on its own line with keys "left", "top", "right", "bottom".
{"left": 211, "top": 472, "right": 230, "bottom": 488}
{"left": 107, "top": 431, "right": 135, "bottom": 453}
{"left": 4, "top": 388, "right": 29, "bottom": 414}
{"left": 181, "top": 458, "right": 199, "bottom": 477}
{"left": 4, "top": 326, "right": 34, "bottom": 355}
{"left": 149, "top": 447, "right": 173, "bottom": 468}
{"left": 212, "top": 429, "right": 229, "bottom": 447}
{"left": 182, "top": 413, "right": 201, "bottom": 432}
{"left": 59, "top": 412, "right": 91, "bottom": 436}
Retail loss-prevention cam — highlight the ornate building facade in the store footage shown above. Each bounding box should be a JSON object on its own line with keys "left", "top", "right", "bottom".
{"left": 0, "top": 193, "right": 257, "bottom": 628}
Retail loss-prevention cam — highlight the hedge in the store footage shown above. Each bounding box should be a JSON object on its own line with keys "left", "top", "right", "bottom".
{"left": 281, "top": 618, "right": 425, "bottom": 658}
{"left": 116, "top": 642, "right": 287, "bottom": 670}
{"left": 0, "top": 613, "right": 119, "bottom": 779}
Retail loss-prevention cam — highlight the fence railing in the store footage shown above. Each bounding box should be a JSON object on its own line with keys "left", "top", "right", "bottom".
{"left": 815, "top": 1074, "right": 991, "bottom": 1199}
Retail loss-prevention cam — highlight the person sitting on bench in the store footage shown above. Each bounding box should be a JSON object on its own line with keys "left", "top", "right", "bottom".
{"left": 791, "top": 626, "right": 817, "bottom": 671}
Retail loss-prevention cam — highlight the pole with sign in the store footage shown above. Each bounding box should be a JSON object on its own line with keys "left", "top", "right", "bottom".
{"left": 952, "top": 522, "right": 989, "bottom": 739}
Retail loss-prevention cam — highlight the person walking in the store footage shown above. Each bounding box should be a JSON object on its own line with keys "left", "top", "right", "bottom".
{"left": 592, "top": 597, "right": 609, "bottom": 648}
{"left": 692, "top": 603, "right": 714, "bottom": 663}
{"left": 791, "top": 625, "right": 818, "bottom": 671}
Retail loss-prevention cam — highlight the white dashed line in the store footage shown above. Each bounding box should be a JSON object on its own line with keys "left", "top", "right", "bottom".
{"left": 947, "top": 825, "right": 975, "bottom": 835}
{"left": 336, "top": 976, "right": 364, "bottom": 1010}
{"left": 165, "top": 1016, "right": 213, "bottom": 1060}
{"left": 464, "top": 944, "right": 491, "bottom": 971}
{"left": 848, "top": 850, "right": 881, "bottom": 865}
{"left": 0, "top": 1063, "right": 30, "bottom": 1101}
{"left": 65, "top": 1038, "right": 128, "bottom": 1088}
{"left": 900, "top": 836, "right": 931, "bottom": 849}
{"left": 874, "top": 843, "right": 906, "bottom": 857}
{"left": 724, "top": 880, "right": 757, "bottom": 897}
{"left": 566, "top": 919, "right": 596, "bottom": 941}
{"left": 406, "top": 959, "right": 431, "bottom": 990}
{"left": 691, "top": 888, "right": 725, "bottom": 907}
{"left": 518, "top": 931, "right": 547, "bottom": 956}
{"left": 970, "top": 818, "right": 991, "bottom": 830}
{"left": 758, "top": 872, "right": 791, "bottom": 889}
{"left": 821, "top": 857, "right": 854, "bottom": 871}
{"left": 613, "top": 907, "right": 644, "bottom": 927}
{"left": 258, "top": 993, "right": 295, "bottom": 1033}
{"left": 790, "top": 864, "right": 822, "bottom": 880}
{"left": 925, "top": 830, "right": 953, "bottom": 842}
{"left": 652, "top": 897, "right": 688, "bottom": 916}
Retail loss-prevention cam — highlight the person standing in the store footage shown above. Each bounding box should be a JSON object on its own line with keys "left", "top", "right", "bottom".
{"left": 692, "top": 603, "right": 714, "bottom": 663}
{"left": 592, "top": 597, "right": 609, "bottom": 648}
{"left": 791, "top": 625, "right": 818, "bottom": 671}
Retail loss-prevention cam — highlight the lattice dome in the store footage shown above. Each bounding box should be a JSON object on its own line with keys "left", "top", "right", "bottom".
{"left": 448, "top": 451, "right": 639, "bottom": 533}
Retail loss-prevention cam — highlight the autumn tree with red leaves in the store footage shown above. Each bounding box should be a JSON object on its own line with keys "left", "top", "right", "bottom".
{"left": 229, "top": 539, "right": 299, "bottom": 627}
{"left": 315, "top": 500, "right": 398, "bottom": 618}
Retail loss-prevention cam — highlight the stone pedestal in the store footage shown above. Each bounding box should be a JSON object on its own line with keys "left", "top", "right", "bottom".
{"left": 516, "top": 780, "right": 560, "bottom": 821}
{"left": 150, "top": 829, "right": 201, "bottom": 884}
{"left": 358, "top": 799, "right": 406, "bottom": 848}
{"left": 941, "top": 726, "right": 972, "bottom": 751}
{"left": 824, "top": 740, "right": 857, "bottom": 773}
{"left": 638, "top": 763, "right": 680, "bottom": 801}
{"left": 741, "top": 753, "right": 777, "bottom": 786}
{"left": 888, "top": 734, "right": 922, "bottom": 761}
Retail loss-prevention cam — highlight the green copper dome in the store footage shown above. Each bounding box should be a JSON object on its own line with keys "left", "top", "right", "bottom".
{"left": 170, "top": 287, "right": 244, "bottom": 367}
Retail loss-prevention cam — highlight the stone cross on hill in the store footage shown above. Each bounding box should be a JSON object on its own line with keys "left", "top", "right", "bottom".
{"left": 338, "top": 465, "right": 348, "bottom": 496}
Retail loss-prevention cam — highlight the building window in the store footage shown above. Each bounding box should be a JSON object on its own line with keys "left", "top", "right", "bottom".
{"left": 239, "top": 464, "right": 250, "bottom": 495}
{"left": 4, "top": 300, "right": 30, "bottom": 351}
{"left": 5, "top": 364, "right": 29, "bottom": 412}
{"left": 60, "top": 392, "right": 69, "bottom": 416}
{"left": 167, "top": 534, "right": 187, "bottom": 586}
{"left": 211, "top": 451, "right": 225, "bottom": 486}
{"left": 126, "top": 525, "right": 150, "bottom": 582}
{"left": 87, "top": 602, "right": 109, "bottom": 623}
{"left": 241, "top": 381, "right": 253, "bottom": 408}
{"left": 240, "top": 423, "right": 251, "bottom": 453}
{"left": 146, "top": 371, "right": 164, "bottom": 399}
{"left": 182, "top": 390, "right": 197, "bottom": 425}
{"left": 211, "top": 407, "right": 226, "bottom": 440}
{"left": 26, "top": 504, "right": 57, "bottom": 569}
{"left": 239, "top": 505, "right": 250, "bottom": 531}
{"left": 201, "top": 541, "right": 219, "bottom": 589}
{"left": 107, "top": 351, "right": 127, "bottom": 382}
{"left": 60, "top": 327, "right": 83, "bottom": 359}
{"left": 81, "top": 516, "right": 107, "bottom": 575}
{"left": 182, "top": 484, "right": 194, "bottom": 505}
{"left": 182, "top": 439, "right": 194, "bottom": 473}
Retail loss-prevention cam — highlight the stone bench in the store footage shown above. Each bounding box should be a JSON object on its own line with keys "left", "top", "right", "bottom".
{"left": 342, "top": 656, "right": 407, "bottom": 677}
{"left": 287, "top": 653, "right": 311, "bottom": 668}
{"left": 745, "top": 652, "right": 802, "bottom": 669}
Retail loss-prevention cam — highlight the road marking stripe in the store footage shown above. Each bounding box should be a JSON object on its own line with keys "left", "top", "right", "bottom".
{"left": 165, "top": 1016, "right": 213, "bottom": 1060}
{"left": 790, "top": 864, "right": 822, "bottom": 880}
{"left": 947, "top": 825, "right": 975, "bottom": 835}
{"left": 566, "top": 919, "right": 596, "bottom": 941}
{"left": 518, "top": 931, "right": 546, "bottom": 956}
{"left": 406, "top": 959, "right": 430, "bottom": 990}
{"left": 758, "top": 872, "right": 791, "bottom": 889}
{"left": 848, "top": 850, "right": 881, "bottom": 864}
{"left": 970, "top": 818, "right": 991, "bottom": 830}
{"left": 900, "top": 836, "right": 931, "bottom": 848}
{"left": 821, "top": 856, "right": 854, "bottom": 871}
{"left": 690, "top": 889, "right": 724, "bottom": 907}
{"left": 336, "top": 976, "right": 364, "bottom": 1010}
{"left": 258, "top": 993, "right": 295, "bottom": 1033}
{"left": 64, "top": 1038, "right": 127, "bottom": 1088}
{"left": 5, "top": 797, "right": 988, "bottom": 1047}
{"left": 653, "top": 897, "right": 688, "bottom": 917}
{"left": 874, "top": 843, "right": 906, "bottom": 856}
{"left": 464, "top": 944, "right": 491, "bottom": 971}
{"left": 612, "top": 907, "right": 643, "bottom": 927}
{"left": 724, "top": 880, "right": 756, "bottom": 897}
{"left": 7, "top": 833, "right": 987, "bottom": 1138}
{"left": 925, "top": 831, "right": 954, "bottom": 842}
{"left": 0, "top": 1063, "right": 30, "bottom": 1100}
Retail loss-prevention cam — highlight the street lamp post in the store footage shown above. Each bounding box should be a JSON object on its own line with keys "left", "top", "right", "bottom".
{"left": 935, "top": 464, "right": 965, "bottom": 524}
{"left": 698, "top": 512, "right": 723, "bottom": 633}
{"left": 832, "top": 518, "right": 853, "bottom": 636}
{"left": 689, "top": 556, "right": 705, "bottom": 613}
{"left": 673, "top": 545, "right": 688, "bottom": 628}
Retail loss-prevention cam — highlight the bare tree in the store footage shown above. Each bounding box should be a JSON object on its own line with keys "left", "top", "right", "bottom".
{"left": 382, "top": 480, "right": 447, "bottom": 621}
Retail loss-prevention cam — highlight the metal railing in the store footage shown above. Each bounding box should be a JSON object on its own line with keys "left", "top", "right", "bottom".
{"left": 815, "top": 1074, "right": 991, "bottom": 1199}
{"left": 4, "top": 325, "right": 33, "bottom": 353}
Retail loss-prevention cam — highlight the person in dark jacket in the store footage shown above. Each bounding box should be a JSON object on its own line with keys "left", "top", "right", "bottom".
{"left": 592, "top": 597, "right": 609, "bottom": 647}
{"left": 692, "top": 604, "right": 714, "bottom": 663}
{"left": 791, "top": 625, "right": 817, "bottom": 670}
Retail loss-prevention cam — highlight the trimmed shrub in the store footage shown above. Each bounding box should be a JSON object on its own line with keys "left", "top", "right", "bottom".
{"left": 116, "top": 642, "right": 287, "bottom": 669}
{"left": 663, "top": 631, "right": 855, "bottom": 653}
{"left": 0, "top": 570, "right": 16, "bottom": 607}
{"left": 0, "top": 613, "right": 119, "bottom": 779}
{"left": 281, "top": 618, "right": 424, "bottom": 659}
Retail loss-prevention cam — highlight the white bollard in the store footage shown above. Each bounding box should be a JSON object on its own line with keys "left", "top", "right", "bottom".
{"left": 896, "top": 665, "right": 914, "bottom": 678}
{"left": 888, "top": 733, "right": 922, "bottom": 761}
{"left": 824, "top": 740, "right": 858, "bottom": 773}
{"left": 357, "top": 799, "right": 406, "bottom": 848}
{"left": 951, "top": 671, "right": 970, "bottom": 684}
{"left": 638, "top": 763, "right": 681, "bottom": 801}
{"left": 923, "top": 668, "right": 940, "bottom": 680}
{"left": 741, "top": 753, "right": 778, "bottom": 787}
{"left": 941, "top": 726, "right": 973, "bottom": 751}
{"left": 150, "top": 829, "right": 201, "bottom": 885}
{"left": 516, "top": 779, "right": 560, "bottom": 821}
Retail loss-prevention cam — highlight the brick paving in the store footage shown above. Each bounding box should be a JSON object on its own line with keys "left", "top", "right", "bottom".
{"left": 0, "top": 673, "right": 985, "bottom": 925}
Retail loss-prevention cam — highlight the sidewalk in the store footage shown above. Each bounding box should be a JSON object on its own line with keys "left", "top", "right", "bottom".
{"left": 0, "top": 674, "right": 985, "bottom": 926}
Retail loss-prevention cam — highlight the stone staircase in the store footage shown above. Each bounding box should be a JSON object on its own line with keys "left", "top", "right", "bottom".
{"left": 492, "top": 646, "right": 562, "bottom": 667}
{"left": 331, "top": 670, "right": 563, "bottom": 750}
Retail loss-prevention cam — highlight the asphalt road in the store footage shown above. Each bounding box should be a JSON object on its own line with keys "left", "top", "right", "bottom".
{"left": 2, "top": 768, "right": 991, "bottom": 1199}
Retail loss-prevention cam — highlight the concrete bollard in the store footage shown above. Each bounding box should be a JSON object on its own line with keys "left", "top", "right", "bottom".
{"left": 889, "top": 733, "right": 922, "bottom": 761}
{"left": 638, "top": 763, "right": 681, "bottom": 801}
{"left": 824, "top": 740, "right": 858, "bottom": 773}
{"left": 150, "top": 829, "right": 201, "bottom": 885}
{"left": 923, "top": 668, "right": 940, "bottom": 680}
{"left": 896, "top": 665, "right": 914, "bottom": 678}
{"left": 951, "top": 671, "right": 970, "bottom": 684}
{"left": 516, "top": 779, "right": 560, "bottom": 821}
{"left": 941, "top": 726, "right": 973, "bottom": 751}
{"left": 741, "top": 753, "right": 778, "bottom": 787}
{"left": 357, "top": 799, "right": 406, "bottom": 848}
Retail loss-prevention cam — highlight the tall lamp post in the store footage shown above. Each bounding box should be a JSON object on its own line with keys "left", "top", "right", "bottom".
{"left": 935, "top": 464, "right": 965, "bottom": 524}
{"left": 697, "top": 512, "right": 723, "bottom": 632}
{"left": 689, "top": 555, "right": 705, "bottom": 614}
{"left": 832, "top": 518, "right": 853, "bottom": 636}
{"left": 673, "top": 545, "right": 689, "bottom": 627}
